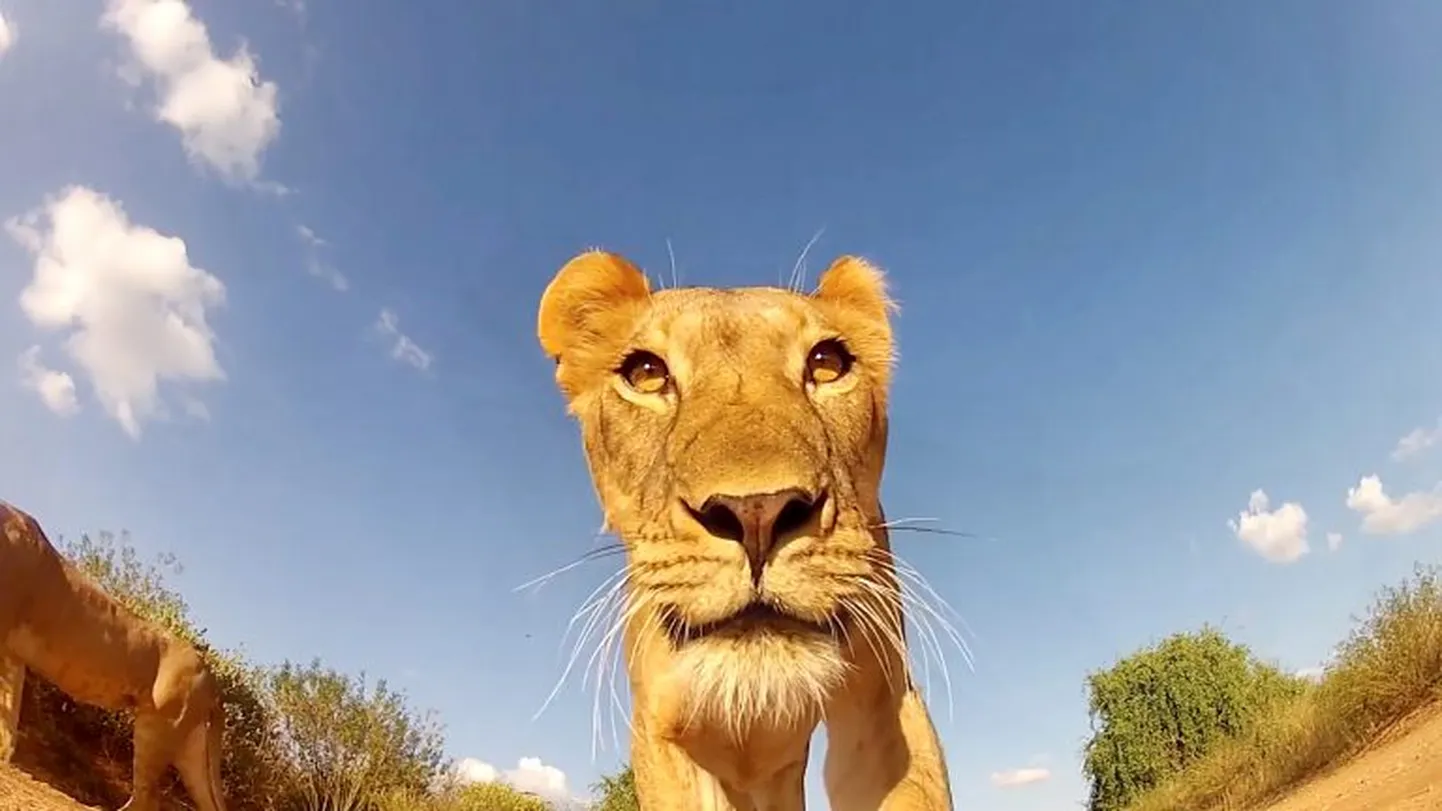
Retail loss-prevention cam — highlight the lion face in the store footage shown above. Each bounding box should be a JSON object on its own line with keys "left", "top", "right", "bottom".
{"left": 538, "top": 250, "right": 900, "bottom": 732}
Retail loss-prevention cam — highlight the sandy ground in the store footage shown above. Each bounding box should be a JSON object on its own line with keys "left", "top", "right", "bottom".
{"left": 3, "top": 706, "right": 1442, "bottom": 811}
{"left": 0, "top": 765, "right": 100, "bottom": 811}
{"left": 1256, "top": 705, "right": 1442, "bottom": 811}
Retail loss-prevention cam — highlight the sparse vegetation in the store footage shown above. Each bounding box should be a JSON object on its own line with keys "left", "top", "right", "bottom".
{"left": 375, "top": 782, "right": 553, "bottom": 811}
{"left": 1104, "top": 564, "right": 1442, "bottom": 811}
{"left": 267, "top": 658, "right": 448, "bottom": 810}
{"left": 15, "top": 530, "right": 557, "bottom": 811}
{"left": 590, "top": 764, "right": 637, "bottom": 811}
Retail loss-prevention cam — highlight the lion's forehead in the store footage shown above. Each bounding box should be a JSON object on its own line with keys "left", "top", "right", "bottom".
{"left": 641, "top": 287, "right": 823, "bottom": 374}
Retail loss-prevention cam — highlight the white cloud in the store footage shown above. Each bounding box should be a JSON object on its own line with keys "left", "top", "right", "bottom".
{"left": 296, "top": 224, "right": 325, "bottom": 248}
{"left": 296, "top": 225, "right": 348, "bottom": 291}
{"left": 307, "top": 260, "right": 347, "bottom": 291}
{"left": 453, "top": 757, "right": 582, "bottom": 808}
{"left": 1345, "top": 474, "right": 1442, "bottom": 536}
{"left": 0, "top": 11, "right": 15, "bottom": 58}
{"left": 504, "top": 757, "right": 573, "bottom": 802}
{"left": 1393, "top": 418, "right": 1442, "bottom": 462}
{"left": 375, "top": 308, "right": 433, "bottom": 371}
{"left": 1228, "top": 489, "right": 1310, "bottom": 563}
{"left": 7, "top": 185, "right": 226, "bottom": 439}
{"left": 1326, "top": 531, "right": 1343, "bottom": 552}
{"left": 101, "top": 0, "right": 281, "bottom": 183}
{"left": 179, "top": 395, "right": 210, "bottom": 421}
{"left": 453, "top": 758, "right": 499, "bottom": 784}
{"left": 991, "top": 767, "right": 1050, "bottom": 788}
{"left": 275, "top": 0, "right": 306, "bottom": 21}
{"left": 1295, "top": 665, "right": 1325, "bottom": 683}
{"left": 17, "top": 347, "right": 80, "bottom": 417}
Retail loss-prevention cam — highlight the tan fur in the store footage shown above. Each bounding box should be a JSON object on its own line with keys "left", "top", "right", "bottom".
{"left": 0, "top": 501, "right": 228, "bottom": 811}
{"left": 538, "top": 250, "right": 953, "bottom": 810}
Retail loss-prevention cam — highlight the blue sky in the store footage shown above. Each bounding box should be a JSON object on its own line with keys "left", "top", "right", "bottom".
{"left": 3, "top": 1, "right": 1442, "bottom": 808}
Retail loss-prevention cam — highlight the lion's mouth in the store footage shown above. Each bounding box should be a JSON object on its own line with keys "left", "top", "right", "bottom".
{"left": 664, "top": 602, "right": 837, "bottom": 647}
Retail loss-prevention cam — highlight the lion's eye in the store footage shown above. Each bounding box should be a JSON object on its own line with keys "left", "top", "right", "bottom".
{"left": 619, "top": 350, "right": 671, "bottom": 394}
{"left": 805, "top": 339, "right": 853, "bottom": 385}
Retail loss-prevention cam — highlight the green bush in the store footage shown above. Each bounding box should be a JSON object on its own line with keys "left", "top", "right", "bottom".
{"left": 590, "top": 764, "right": 638, "bottom": 811}
{"left": 1122, "top": 564, "right": 1442, "bottom": 811}
{"left": 374, "top": 781, "right": 553, "bottom": 811}
{"left": 267, "top": 659, "right": 447, "bottom": 811}
{"left": 449, "top": 782, "right": 555, "bottom": 811}
{"left": 1081, "top": 626, "right": 1305, "bottom": 811}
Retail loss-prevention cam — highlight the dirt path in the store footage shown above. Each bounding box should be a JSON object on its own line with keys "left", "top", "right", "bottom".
{"left": 0, "top": 765, "right": 98, "bottom": 811}
{"left": 1258, "top": 705, "right": 1442, "bottom": 811}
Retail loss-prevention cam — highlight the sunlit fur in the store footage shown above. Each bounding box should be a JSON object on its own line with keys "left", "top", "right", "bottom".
{"left": 537, "top": 250, "right": 953, "bottom": 810}
{"left": 0, "top": 502, "right": 228, "bottom": 811}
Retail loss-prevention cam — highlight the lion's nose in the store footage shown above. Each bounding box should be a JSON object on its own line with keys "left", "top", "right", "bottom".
{"left": 690, "top": 488, "right": 824, "bottom": 582}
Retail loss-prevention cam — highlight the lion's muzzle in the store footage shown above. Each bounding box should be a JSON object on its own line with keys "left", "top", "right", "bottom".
{"left": 683, "top": 487, "right": 826, "bottom": 584}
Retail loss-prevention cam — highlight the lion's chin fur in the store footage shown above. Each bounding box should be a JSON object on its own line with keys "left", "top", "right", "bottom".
{"left": 659, "top": 629, "right": 849, "bottom": 742}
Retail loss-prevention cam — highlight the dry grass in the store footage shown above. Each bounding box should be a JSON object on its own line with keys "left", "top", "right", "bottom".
{"left": 1127, "top": 563, "right": 1442, "bottom": 811}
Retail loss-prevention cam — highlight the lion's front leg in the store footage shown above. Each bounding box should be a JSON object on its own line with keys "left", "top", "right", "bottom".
{"left": 823, "top": 678, "right": 952, "bottom": 810}
{"left": 631, "top": 725, "right": 809, "bottom": 811}
{"left": 746, "top": 758, "right": 808, "bottom": 811}
{"left": 0, "top": 653, "right": 23, "bottom": 763}
{"left": 120, "top": 710, "right": 182, "bottom": 811}
{"left": 633, "top": 733, "right": 741, "bottom": 811}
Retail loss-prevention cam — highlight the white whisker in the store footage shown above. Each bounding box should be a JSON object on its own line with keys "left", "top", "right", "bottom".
{"left": 666, "top": 237, "right": 680, "bottom": 289}
{"left": 787, "top": 226, "right": 827, "bottom": 292}
{"left": 854, "top": 547, "right": 976, "bottom": 724}
{"left": 873, "top": 516, "right": 942, "bottom": 529}
{"left": 512, "top": 537, "right": 624, "bottom": 594}
{"left": 888, "top": 554, "right": 977, "bottom": 669}
{"left": 589, "top": 587, "right": 649, "bottom": 759}
{"left": 898, "top": 583, "right": 956, "bottom": 721}
{"left": 531, "top": 567, "right": 629, "bottom": 723}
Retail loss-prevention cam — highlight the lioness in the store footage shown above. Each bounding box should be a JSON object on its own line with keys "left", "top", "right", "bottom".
{"left": 537, "top": 251, "right": 953, "bottom": 810}
{"left": 0, "top": 502, "right": 227, "bottom": 811}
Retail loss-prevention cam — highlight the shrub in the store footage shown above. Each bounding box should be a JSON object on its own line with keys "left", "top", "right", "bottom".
{"left": 1321, "top": 563, "right": 1442, "bottom": 735}
{"left": 449, "top": 782, "right": 555, "bottom": 811}
{"left": 267, "top": 659, "right": 447, "bottom": 811}
{"left": 590, "top": 764, "right": 638, "bottom": 811}
{"left": 1081, "top": 626, "right": 1305, "bottom": 811}
{"left": 1122, "top": 564, "right": 1442, "bottom": 811}
{"left": 373, "top": 781, "right": 554, "bottom": 811}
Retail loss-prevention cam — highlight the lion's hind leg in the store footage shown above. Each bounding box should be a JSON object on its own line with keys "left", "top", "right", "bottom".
{"left": 0, "top": 653, "right": 22, "bottom": 763}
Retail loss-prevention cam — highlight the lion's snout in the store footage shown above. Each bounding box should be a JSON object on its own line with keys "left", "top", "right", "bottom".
{"left": 681, "top": 487, "right": 826, "bottom": 583}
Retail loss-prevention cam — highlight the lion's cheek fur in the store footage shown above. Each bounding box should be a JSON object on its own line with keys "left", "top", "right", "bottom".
{"left": 578, "top": 393, "right": 676, "bottom": 533}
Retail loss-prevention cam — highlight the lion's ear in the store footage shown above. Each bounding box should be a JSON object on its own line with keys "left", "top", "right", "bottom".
{"left": 813, "top": 255, "right": 897, "bottom": 324}
{"left": 538, "top": 250, "right": 652, "bottom": 362}
{"left": 814, "top": 256, "right": 897, "bottom": 389}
